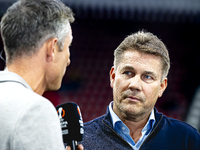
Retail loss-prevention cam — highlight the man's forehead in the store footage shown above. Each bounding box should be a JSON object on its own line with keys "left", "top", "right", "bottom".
{"left": 118, "top": 51, "right": 162, "bottom": 73}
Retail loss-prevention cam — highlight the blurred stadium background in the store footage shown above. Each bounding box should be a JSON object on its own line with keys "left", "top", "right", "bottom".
{"left": 0, "top": 0, "right": 200, "bottom": 131}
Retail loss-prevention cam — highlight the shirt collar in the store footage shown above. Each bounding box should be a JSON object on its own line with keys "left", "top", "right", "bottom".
{"left": 109, "top": 101, "right": 121, "bottom": 128}
{"left": 0, "top": 69, "right": 33, "bottom": 91}
{"left": 109, "top": 101, "right": 155, "bottom": 130}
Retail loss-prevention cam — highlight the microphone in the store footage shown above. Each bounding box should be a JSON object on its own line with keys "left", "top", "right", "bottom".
{"left": 56, "top": 102, "right": 84, "bottom": 150}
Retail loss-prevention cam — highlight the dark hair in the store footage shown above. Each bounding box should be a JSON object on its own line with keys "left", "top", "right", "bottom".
{"left": 1, "top": 0, "right": 74, "bottom": 64}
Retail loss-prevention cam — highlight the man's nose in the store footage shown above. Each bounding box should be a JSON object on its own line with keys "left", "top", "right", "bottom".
{"left": 128, "top": 75, "right": 142, "bottom": 91}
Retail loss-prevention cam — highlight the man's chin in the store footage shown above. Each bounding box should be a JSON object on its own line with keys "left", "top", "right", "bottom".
{"left": 46, "top": 84, "right": 61, "bottom": 92}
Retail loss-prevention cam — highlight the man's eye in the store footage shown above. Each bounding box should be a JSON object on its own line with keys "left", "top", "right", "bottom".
{"left": 144, "top": 75, "right": 153, "bottom": 80}
{"left": 124, "top": 71, "right": 132, "bottom": 75}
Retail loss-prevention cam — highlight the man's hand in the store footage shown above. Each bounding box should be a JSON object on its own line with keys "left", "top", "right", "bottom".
{"left": 66, "top": 144, "right": 84, "bottom": 150}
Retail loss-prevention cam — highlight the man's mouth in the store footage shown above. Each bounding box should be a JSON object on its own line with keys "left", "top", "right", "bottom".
{"left": 125, "top": 96, "right": 141, "bottom": 102}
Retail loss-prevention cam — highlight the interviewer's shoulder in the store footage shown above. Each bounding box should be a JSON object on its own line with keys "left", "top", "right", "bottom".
{"left": 16, "top": 88, "right": 57, "bottom": 117}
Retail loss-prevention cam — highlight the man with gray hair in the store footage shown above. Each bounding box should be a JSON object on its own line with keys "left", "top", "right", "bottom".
{"left": 0, "top": 0, "right": 83, "bottom": 149}
{"left": 81, "top": 31, "right": 200, "bottom": 149}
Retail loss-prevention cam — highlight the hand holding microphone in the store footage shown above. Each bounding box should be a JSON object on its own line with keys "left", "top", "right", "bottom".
{"left": 56, "top": 102, "right": 84, "bottom": 150}
{"left": 66, "top": 144, "right": 84, "bottom": 150}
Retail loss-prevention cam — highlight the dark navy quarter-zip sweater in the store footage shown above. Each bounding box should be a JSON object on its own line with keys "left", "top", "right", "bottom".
{"left": 81, "top": 107, "right": 200, "bottom": 150}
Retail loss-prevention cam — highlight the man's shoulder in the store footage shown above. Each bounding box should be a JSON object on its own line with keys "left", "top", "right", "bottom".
{"left": 161, "top": 115, "right": 200, "bottom": 136}
{"left": 0, "top": 77, "right": 55, "bottom": 119}
{"left": 163, "top": 115, "right": 193, "bottom": 127}
{"left": 84, "top": 115, "right": 105, "bottom": 126}
{"left": 84, "top": 114, "right": 107, "bottom": 132}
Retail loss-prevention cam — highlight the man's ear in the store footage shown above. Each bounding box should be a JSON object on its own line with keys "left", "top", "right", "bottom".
{"left": 158, "top": 78, "right": 167, "bottom": 98}
{"left": 110, "top": 66, "right": 115, "bottom": 88}
{"left": 46, "top": 38, "right": 58, "bottom": 62}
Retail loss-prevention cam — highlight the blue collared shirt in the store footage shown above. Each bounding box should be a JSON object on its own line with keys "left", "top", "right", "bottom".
{"left": 109, "top": 102, "right": 155, "bottom": 150}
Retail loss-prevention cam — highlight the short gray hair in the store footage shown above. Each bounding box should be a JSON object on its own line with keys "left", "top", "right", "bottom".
{"left": 1, "top": 0, "right": 74, "bottom": 64}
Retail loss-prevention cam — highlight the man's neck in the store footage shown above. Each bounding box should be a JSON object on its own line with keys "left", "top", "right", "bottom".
{"left": 7, "top": 57, "right": 46, "bottom": 95}
{"left": 123, "top": 115, "right": 150, "bottom": 143}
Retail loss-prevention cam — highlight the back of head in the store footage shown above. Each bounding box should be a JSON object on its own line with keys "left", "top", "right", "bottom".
{"left": 114, "top": 31, "right": 170, "bottom": 79}
{"left": 0, "top": 0, "right": 74, "bottom": 65}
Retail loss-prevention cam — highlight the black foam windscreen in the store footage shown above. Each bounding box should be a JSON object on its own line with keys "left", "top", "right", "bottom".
{"left": 56, "top": 102, "right": 84, "bottom": 144}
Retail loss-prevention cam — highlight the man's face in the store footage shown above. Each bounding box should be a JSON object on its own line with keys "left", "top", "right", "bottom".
{"left": 110, "top": 50, "right": 167, "bottom": 121}
{"left": 47, "top": 25, "right": 73, "bottom": 91}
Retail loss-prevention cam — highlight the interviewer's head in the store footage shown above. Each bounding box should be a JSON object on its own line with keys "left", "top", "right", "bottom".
{"left": 0, "top": 0, "right": 74, "bottom": 92}
{"left": 1, "top": 0, "right": 74, "bottom": 65}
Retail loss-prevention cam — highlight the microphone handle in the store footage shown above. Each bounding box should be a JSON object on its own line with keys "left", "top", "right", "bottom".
{"left": 68, "top": 140, "right": 78, "bottom": 150}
